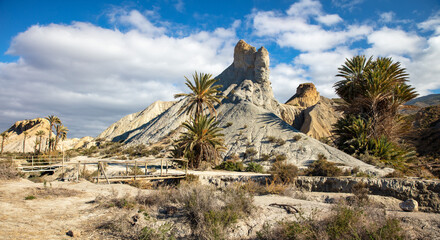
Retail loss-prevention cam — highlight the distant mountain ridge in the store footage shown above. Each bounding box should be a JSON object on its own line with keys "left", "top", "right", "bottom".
{"left": 406, "top": 94, "right": 440, "bottom": 107}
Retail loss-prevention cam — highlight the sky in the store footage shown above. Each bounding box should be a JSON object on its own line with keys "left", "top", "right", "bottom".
{"left": 0, "top": 0, "right": 439, "bottom": 138}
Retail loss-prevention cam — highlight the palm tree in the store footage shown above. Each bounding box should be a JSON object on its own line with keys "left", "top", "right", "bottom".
{"left": 178, "top": 115, "right": 225, "bottom": 169}
{"left": 1, "top": 132, "right": 9, "bottom": 154}
{"left": 54, "top": 124, "right": 69, "bottom": 151}
{"left": 22, "top": 131, "right": 28, "bottom": 154}
{"left": 45, "top": 115, "right": 61, "bottom": 152}
{"left": 174, "top": 72, "right": 224, "bottom": 119}
{"left": 35, "top": 130, "right": 45, "bottom": 153}
{"left": 334, "top": 56, "right": 418, "bottom": 139}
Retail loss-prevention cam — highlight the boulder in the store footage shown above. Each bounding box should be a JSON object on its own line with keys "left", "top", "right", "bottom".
{"left": 400, "top": 199, "right": 419, "bottom": 212}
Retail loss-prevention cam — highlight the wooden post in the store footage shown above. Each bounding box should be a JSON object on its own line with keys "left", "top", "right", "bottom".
{"left": 134, "top": 160, "right": 137, "bottom": 180}
{"left": 77, "top": 161, "right": 80, "bottom": 182}
{"left": 99, "top": 162, "right": 110, "bottom": 184}
{"left": 160, "top": 159, "right": 163, "bottom": 176}
{"left": 166, "top": 159, "right": 168, "bottom": 174}
{"left": 97, "top": 162, "right": 100, "bottom": 184}
{"left": 62, "top": 154, "right": 65, "bottom": 180}
{"left": 145, "top": 163, "right": 148, "bottom": 175}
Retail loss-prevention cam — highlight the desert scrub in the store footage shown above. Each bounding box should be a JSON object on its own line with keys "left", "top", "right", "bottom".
{"left": 267, "top": 136, "right": 286, "bottom": 146}
{"left": 244, "top": 147, "right": 258, "bottom": 160}
{"left": 0, "top": 160, "right": 20, "bottom": 180}
{"left": 257, "top": 204, "right": 406, "bottom": 240}
{"left": 225, "top": 122, "right": 233, "bottom": 128}
{"left": 175, "top": 184, "right": 254, "bottom": 240}
{"left": 260, "top": 153, "right": 271, "bottom": 161}
{"left": 245, "top": 162, "right": 264, "bottom": 173}
{"left": 25, "top": 195, "right": 36, "bottom": 200}
{"left": 275, "top": 154, "right": 287, "bottom": 162}
{"left": 305, "top": 154, "right": 343, "bottom": 177}
{"left": 215, "top": 160, "right": 244, "bottom": 171}
{"left": 270, "top": 162, "right": 298, "bottom": 184}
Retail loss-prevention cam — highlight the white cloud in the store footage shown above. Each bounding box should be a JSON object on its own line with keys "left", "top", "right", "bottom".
{"left": 316, "top": 14, "right": 343, "bottom": 26}
{"left": 286, "top": 0, "right": 321, "bottom": 17}
{"left": 379, "top": 12, "right": 395, "bottom": 23}
{"left": 418, "top": 13, "right": 440, "bottom": 34}
{"left": 366, "top": 27, "right": 425, "bottom": 56}
{"left": 0, "top": 10, "right": 238, "bottom": 137}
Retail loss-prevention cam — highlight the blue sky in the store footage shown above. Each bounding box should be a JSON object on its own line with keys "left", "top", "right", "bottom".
{"left": 0, "top": 0, "right": 439, "bottom": 138}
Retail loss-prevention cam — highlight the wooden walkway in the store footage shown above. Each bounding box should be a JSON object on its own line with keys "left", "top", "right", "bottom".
{"left": 11, "top": 156, "right": 188, "bottom": 184}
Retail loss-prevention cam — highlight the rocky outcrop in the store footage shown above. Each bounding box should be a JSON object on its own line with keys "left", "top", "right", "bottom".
{"left": 2, "top": 118, "right": 93, "bottom": 153}
{"left": 2, "top": 118, "right": 50, "bottom": 153}
{"left": 286, "top": 83, "right": 320, "bottom": 108}
{"left": 281, "top": 83, "right": 341, "bottom": 139}
{"left": 294, "top": 176, "right": 440, "bottom": 213}
{"left": 109, "top": 40, "right": 390, "bottom": 176}
{"left": 97, "top": 100, "right": 176, "bottom": 141}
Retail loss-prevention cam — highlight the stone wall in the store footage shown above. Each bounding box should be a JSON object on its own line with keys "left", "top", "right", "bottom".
{"left": 295, "top": 176, "right": 440, "bottom": 213}
{"left": 196, "top": 174, "right": 440, "bottom": 213}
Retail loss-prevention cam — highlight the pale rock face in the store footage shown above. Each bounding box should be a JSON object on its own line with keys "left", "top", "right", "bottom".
{"left": 107, "top": 39, "right": 390, "bottom": 176}
{"left": 97, "top": 100, "right": 176, "bottom": 141}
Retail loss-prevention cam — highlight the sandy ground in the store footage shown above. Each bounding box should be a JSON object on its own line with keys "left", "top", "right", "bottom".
{"left": 1, "top": 173, "right": 440, "bottom": 239}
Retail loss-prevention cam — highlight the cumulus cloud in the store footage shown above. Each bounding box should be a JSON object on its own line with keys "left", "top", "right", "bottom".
{"left": 0, "top": 10, "right": 238, "bottom": 137}
{"left": 251, "top": 1, "right": 440, "bottom": 101}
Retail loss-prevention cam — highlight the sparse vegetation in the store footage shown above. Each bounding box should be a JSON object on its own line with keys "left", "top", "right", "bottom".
{"left": 245, "top": 162, "right": 264, "bottom": 173}
{"left": 305, "top": 154, "right": 343, "bottom": 177}
{"left": 244, "top": 147, "right": 258, "bottom": 160}
{"left": 215, "top": 160, "right": 244, "bottom": 172}
{"left": 257, "top": 204, "right": 406, "bottom": 240}
{"left": 0, "top": 160, "right": 20, "bottom": 180}
{"left": 275, "top": 154, "right": 287, "bottom": 162}
{"left": 267, "top": 136, "right": 286, "bottom": 146}
{"left": 270, "top": 162, "right": 298, "bottom": 184}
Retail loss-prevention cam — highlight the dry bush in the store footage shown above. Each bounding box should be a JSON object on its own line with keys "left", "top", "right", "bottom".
{"left": 257, "top": 203, "right": 406, "bottom": 240}
{"left": 350, "top": 182, "right": 370, "bottom": 206}
{"left": 305, "top": 154, "right": 343, "bottom": 177}
{"left": 28, "top": 186, "right": 80, "bottom": 199}
{"left": 97, "top": 212, "right": 175, "bottom": 240}
{"left": 270, "top": 162, "right": 298, "bottom": 184}
{"left": 0, "top": 160, "right": 20, "bottom": 180}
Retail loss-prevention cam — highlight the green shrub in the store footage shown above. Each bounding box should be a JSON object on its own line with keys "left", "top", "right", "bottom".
{"left": 244, "top": 147, "right": 258, "bottom": 160}
{"left": 270, "top": 162, "right": 298, "bottom": 184}
{"left": 261, "top": 154, "right": 271, "bottom": 161}
{"left": 225, "top": 122, "right": 233, "bottom": 127}
{"left": 246, "top": 162, "right": 264, "bottom": 173}
{"left": 215, "top": 161, "right": 244, "bottom": 171}
{"left": 275, "top": 154, "right": 287, "bottom": 162}
{"left": 305, "top": 154, "right": 342, "bottom": 177}
{"left": 25, "top": 195, "right": 36, "bottom": 200}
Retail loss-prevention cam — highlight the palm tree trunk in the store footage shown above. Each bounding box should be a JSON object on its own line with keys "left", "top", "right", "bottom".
{"left": 23, "top": 136, "right": 26, "bottom": 154}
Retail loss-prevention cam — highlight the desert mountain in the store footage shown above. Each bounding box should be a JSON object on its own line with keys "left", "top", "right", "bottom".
{"left": 1, "top": 118, "right": 93, "bottom": 153}
{"left": 98, "top": 100, "right": 176, "bottom": 141}
{"left": 101, "top": 40, "right": 391, "bottom": 176}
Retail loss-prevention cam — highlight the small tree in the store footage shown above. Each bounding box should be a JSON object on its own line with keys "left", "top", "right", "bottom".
{"left": 45, "top": 115, "right": 61, "bottom": 152}
{"left": 22, "top": 131, "right": 28, "bottom": 154}
{"left": 1, "top": 132, "right": 9, "bottom": 154}
{"left": 35, "top": 130, "right": 45, "bottom": 153}
{"left": 178, "top": 115, "right": 225, "bottom": 169}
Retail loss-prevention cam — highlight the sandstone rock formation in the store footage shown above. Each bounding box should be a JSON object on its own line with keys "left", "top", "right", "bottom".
{"left": 1, "top": 118, "right": 93, "bottom": 153}
{"left": 103, "top": 40, "right": 391, "bottom": 176}
{"left": 281, "top": 83, "right": 342, "bottom": 139}
{"left": 97, "top": 100, "right": 176, "bottom": 141}
{"left": 285, "top": 83, "right": 320, "bottom": 108}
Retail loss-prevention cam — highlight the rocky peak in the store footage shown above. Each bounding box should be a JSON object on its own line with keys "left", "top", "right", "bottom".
{"left": 285, "top": 83, "right": 320, "bottom": 108}
{"left": 7, "top": 118, "right": 49, "bottom": 135}
{"left": 216, "top": 40, "right": 276, "bottom": 112}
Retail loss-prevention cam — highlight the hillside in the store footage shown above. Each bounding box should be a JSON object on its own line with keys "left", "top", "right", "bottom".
{"left": 104, "top": 40, "right": 390, "bottom": 176}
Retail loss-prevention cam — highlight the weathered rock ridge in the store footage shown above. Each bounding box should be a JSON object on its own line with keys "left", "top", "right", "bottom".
{"left": 97, "top": 100, "right": 176, "bottom": 141}
{"left": 2, "top": 118, "right": 93, "bottom": 153}
{"left": 102, "top": 40, "right": 390, "bottom": 176}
